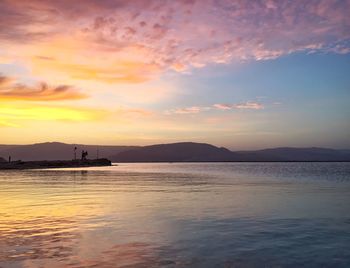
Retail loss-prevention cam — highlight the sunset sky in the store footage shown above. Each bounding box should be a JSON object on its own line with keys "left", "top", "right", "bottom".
{"left": 0, "top": 0, "right": 349, "bottom": 149}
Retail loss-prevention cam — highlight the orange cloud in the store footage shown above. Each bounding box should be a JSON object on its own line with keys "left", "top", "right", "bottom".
{"left": 0, "top": 74, "right": 87, "bottom": 101}
{"left": 22, "top": 37, "right": 161, "bottom": 84}
{"left": 33, "top": 60, "right": 160, "bottom": 84}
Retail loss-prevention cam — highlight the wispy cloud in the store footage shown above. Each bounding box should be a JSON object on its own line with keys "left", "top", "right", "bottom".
{"left": 167, "top": 101, "right": 265, "bottom": 114}
{"left": 213, "top": 103, "right": 232, "bottom": 110}
{"left": 0, "top": 0, "right": 349, "bottom": 83}
{"left": 170, "top": 106, "right": 205, "bottom": 114}
{"left": 0, "top": 74, "right": 87, "bottom": 101}
{"left": 234, "top": 102, "right": 264, "bottom": 110}
{"left": 214, "top": 102, "right": 264, "bottom": 110}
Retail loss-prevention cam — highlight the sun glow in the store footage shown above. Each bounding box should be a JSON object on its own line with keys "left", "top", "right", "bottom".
{"left": 0, "top": 105, "right": 105, "bottom": 122}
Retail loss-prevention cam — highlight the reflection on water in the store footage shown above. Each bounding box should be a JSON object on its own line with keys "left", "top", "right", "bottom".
{"left": 0, "top": 163, "right": 350, "bottom": 267}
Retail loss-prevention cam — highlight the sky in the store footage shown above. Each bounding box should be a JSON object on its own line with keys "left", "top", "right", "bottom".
{"left": 0, "top": 0, "right": 349, "bottom": 149}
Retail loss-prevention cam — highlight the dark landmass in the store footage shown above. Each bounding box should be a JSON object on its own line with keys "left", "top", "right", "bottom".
{"left": 111, "top": 142, "right": 236, "bottom": 162}
{"left": 111, "top": 142, "right": 350, "bottom": 162}
{"left": 0, "top": 158, "right": 112, "bottom": 170}
{"left": 1, "top": 142, "right": 350, "bottom": 163}
{"left": 0, "top": 157, "right": 6, "bottom": 162}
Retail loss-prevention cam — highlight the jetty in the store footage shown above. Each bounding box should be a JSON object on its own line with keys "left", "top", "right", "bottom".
{"left": 0, "top": 158, "right": 112, "bottom": 170}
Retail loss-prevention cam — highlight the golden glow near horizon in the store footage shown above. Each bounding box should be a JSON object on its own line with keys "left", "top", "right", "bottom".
{"left": 0, "top": 0, "right": 349, "bottom": 148}
{"left": 0, "top": 105, "right": 105, "bottom": 122}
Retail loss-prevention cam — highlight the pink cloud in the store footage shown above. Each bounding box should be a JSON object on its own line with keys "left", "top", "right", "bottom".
{"left": 0, "top": 0, "right": 349, "bottom": 82}
{"left": 213, "top": 103, "right": 232, "bottom": 110}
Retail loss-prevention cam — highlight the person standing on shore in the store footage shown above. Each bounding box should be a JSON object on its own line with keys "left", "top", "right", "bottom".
{"left": 81, "top": 150, "right": 88, "bottom": 160}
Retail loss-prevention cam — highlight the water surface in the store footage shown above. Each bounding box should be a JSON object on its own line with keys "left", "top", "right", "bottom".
{"left": 0, "top": 162, "right": 350, "bottom": 267}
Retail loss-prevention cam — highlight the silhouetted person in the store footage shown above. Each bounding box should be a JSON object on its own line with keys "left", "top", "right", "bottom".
{"left": 81, "top": 150, "right": 88, "bottom": 160}
{"left": 8, "top": 156, "right": 11, "bottom": 163}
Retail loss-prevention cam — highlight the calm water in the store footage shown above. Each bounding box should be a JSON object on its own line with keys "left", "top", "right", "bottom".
{"left": 0, "top": 162, "right": 350, "bottom": 267}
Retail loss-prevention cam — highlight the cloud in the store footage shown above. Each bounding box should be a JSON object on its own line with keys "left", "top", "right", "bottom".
{"left": 213, "top": 103, "right": 232, "bottom": 110}
{"left": 168, "top": 101, "right": 264, "bottom": 114}
{"left": 0, "top": 74, "right": 87, "bottom": 101}
{"left": 115, "top": 107, "right": 153, "bottom": 117}
{"left": 171, "top": 106, "right": 204, "bottom": 114}
{"left": 0, "top": 0, "right": 349, "bottom": 83}
{"left": 234, "top": 102, "right": 264, "bottom": 110}
{"left": 214, "top": 102, "right": 264, "bottom": 110}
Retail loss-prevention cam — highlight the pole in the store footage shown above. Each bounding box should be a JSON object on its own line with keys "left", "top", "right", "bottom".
{"left": 74, "top": 146, "right": 77, "bottom": 160}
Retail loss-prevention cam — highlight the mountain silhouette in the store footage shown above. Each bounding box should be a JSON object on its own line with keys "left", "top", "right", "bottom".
{"left": 1, "top": 142, "right": 349, "bottom": 162}
{"left": 110, "top": 142, "right": 350, "bottom": 162}
{"left": 111, "top": 142, "right": 236, "bottom": 162}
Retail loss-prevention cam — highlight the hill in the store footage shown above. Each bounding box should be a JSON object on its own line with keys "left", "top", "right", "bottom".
{"left": 111, "top": 143, "right": 350, "bottom": 162}
{"left": 111, "top": 142, "right": 236, "bottom": 162}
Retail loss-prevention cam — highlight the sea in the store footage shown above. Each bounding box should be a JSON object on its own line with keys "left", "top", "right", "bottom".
{"left": 0, "top": 162, "right": 349, "bottom": 267}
